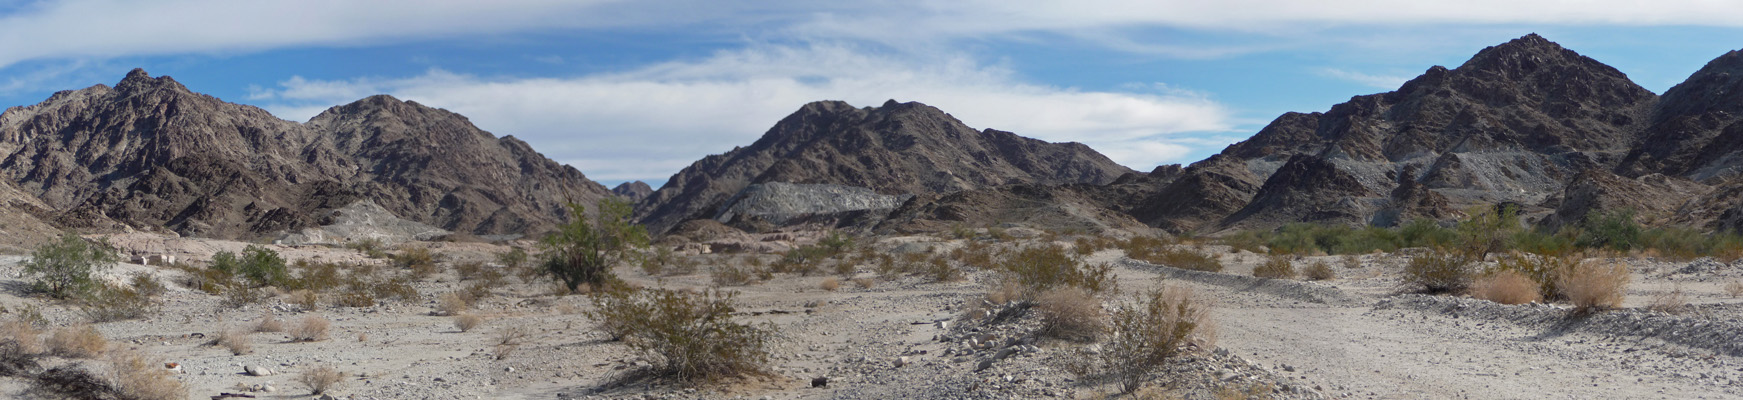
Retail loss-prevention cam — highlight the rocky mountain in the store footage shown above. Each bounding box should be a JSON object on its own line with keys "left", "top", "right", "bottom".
{"left": 612, "top": 181, "right": 654, "bottom": 201}
{"left": 0, "top": 69, "right": 610, "bottom": 240}
{"left": 636, "top": 100, "right": 1134, "bottom": 235}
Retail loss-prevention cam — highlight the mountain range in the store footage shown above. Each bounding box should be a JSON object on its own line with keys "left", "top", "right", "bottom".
{"left": 3, "top": 34, "right": 1743, "bottom": 243}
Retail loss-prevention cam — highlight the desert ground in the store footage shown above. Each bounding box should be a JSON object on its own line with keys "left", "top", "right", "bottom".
{"left": 0, "top": 229, "right": 1741, "bottom": 400}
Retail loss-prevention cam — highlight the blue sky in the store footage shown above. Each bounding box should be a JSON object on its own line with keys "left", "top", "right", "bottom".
{"left": 1, "top": 1, "right": 1742, "bottom": 189}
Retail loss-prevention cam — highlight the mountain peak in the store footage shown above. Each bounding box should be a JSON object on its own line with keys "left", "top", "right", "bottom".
{"left": 113, "top": 68, "right": 189, "bottom": 95}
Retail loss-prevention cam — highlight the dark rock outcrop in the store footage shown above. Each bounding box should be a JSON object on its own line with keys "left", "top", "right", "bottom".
{"left": 636, "top": 100, "right": 1134, "bottom": 235}
{"left": 612, "top": 181, "right": 654, "bottom": 201}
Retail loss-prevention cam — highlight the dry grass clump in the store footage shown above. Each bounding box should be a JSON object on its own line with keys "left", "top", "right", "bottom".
{"left": 852, "top": 277, "right": 876, "bottom": 289}
{"left": 1489, "top": 252, "right": 1581, "bottom": 300}
{"left": 255, "top": 314, "right": 284, "bottom": 333}
{"left": 711, "top": 263, "right": 758, "bottom": 286}
{"left": 453, "top": 313, "right": 484, "bottom": 332}
{"left": 289, "top": 316, "right": 331, "bottom": 342}
{"left": 1470, "top": 270, "right": 1541, "bottom": 305}
{"left": 1725, "top": 280, "right": 1743, "bottom": 298}
{"left": 438, "top": 292, "right": 469, "bottom": 316}
{"left": 819, "top": 278, "right": 840, "bottom": 291}
{"left": 986, "top": 278, "right": 1023, "bottom": 305}
{"left": 1125, "top": 237, "right": 1224, "bottom": 272}
{"left": 288, "top": 289, "right": 318, "bottom": 311}
{"left": 216, "top": 330, "right": 253, "bottom": 355}
{"left": 1252, "top": 256, "right": 1296, "bottom": 279}
{"left": 1, "top": 320, "right": 43, "bottom": 355}
{"left": 46, "top": 325, "right": 107, "bottom": 358}
{"left": 1303, "top": 261, "right": 1335, "bottom": 281}
{"left": 1647, "top": 285, "right": 1688, "bottom": 315}
{"left": 1036, "top": 287, "right": 1105, "bottom": 342}
{"left": 298, "top": 366, "right": 345, "bottom": 395}
{"left": 587, "top": 287, "right": 775, "bottom": 384}
{"left": 1556, "top": 261, "right": 1630, "bottom": 313}
{"left": 109, "top": 350, "right": 187, "bottom": 400}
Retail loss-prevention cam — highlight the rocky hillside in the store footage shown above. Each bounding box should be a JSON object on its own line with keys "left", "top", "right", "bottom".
{"left": 612, "top": 181, "right": 653, "bottom": 201}
{"left": 0, "top": 69, "right": 610, "bottom": 240}
{"left": 636, "top": 100, "right": 1134, "bottom": 234}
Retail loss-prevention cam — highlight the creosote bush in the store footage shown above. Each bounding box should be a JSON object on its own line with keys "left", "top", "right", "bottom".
{"left": 587, "top": 287, "right": 775, "bottom": 384}
{"left": 1000, "top": 244, "right": 1115, "bottom": 297}
{"left": 1252, "top": 256, "right": 1296, "bottom": 279}
{"left": 1035, "top": 287, "right": 1105, "bottom": 342}
{"left": 1096, "top": 286, "right": 1215, "bottom": 394}
{"left": 1557, "top": 261, "right": 1630, "bottom": 313}
{"left": 1471, "top": 270, "right": 1540, "bottom": 305}
{"left": 1403, "top": 250, "right": 1472, "bottom": 294}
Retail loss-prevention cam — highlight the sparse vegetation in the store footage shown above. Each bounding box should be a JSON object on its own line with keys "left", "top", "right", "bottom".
{"left": 216, "top": 330, "right": 253, "bottom": 355}
{"left": 79, "top": 284, "right": 157, "bottom": 322}
{"left": 1726, "top": 280, "right": 1743, "bottom": 298}
{"left": 819, "top": 277, "right": 840, "bottom": 291}
{"left": 108, "top": 350, "right": 187, "bottom": 400}
{"left": 1083, "top": 286, "right": 1215, "bottom": 394}
{"left": 289, "top": 289, "right": 319, "bottom": 311}
{"left": 212, "top": 245, "right": 290, "bottom": 288}
{"left": 1000, "top": 244, "right": 1115, "bottom": 296}
{"left": 1403, "top": 250, "right": 1472, "bottom": 294}
{"left": 1557, "top": 261, "right": 1630, "bottom": 313}
{"left": 438, "top": 292, "right": 470, "bottom": 316}
{"left": 1471, "top": 270, "right": 1541, "bottom": 305}
{"left": 2, "top": 320, "right": 44, "bottom": 355}
{"left": 290, "top": 316, "right": 332, "bottom": 342}
{"left": 853, "top": 277, "right": 876, "bottom": 289}
{"left": 23, "top": 232, "right": 118, "bottom": 299}
{"left": 587, "top": 287, "right": 774, "bottom": 384}
{"left": 46, "top": 325, "right": 107, "bottom": 359}
{"left": 541, "top": 198, "right": 648, "bottom": 292}
{"left": 1035, "top": 287, "right": 1105, "bottom": 342}
{"left": 1252, "top": 256, "right": 1296, "bottom": 279}
{"left": 711, "top": 263, "right": 759, "bottom": 286}
{"left": 298, "top": 366, "right": 345, "bottom": 395}
{"left": 454, "top": 313, "right": 484, "bottom": 332}
{"left": 1647, "top": 284, "right": 1688, "bottom": 314}
{"left": 1303, "top": 261, "right": 1335, "bottom": 281}
{"left": 256, "top": 314, "right": 284, "bottom": 332}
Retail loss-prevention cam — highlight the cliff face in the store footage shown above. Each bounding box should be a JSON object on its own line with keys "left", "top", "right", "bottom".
{"left": 637, "top": 100, "right": 1133, "bottom": 234}
{"left": 0, "top": 69, "right": 610, "bottom": 239}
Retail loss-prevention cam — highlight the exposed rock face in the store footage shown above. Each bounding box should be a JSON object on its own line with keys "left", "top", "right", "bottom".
{"left": 637, "top": 100, "right": 1134, "bottom": 234}
{"left": 1130, "top": 155, "right": 1264, "bottom": 232}
{"left": 1543, "top": 170, "right": 1710, "bottom": 230}
{"left": 1622, "top": 50, "right": 1743, "bottom": 181}
{"left": 0, "top": 69, "right": 609, "bottom": 239}
{"left": 713, "top": 182, "right": 912, "bottom": 231}
{"left": 876, "top": 183, "right": 1152, "bottom": 235}
{"left": 1219, "top": 155, "right": 1379, "bottom": 230}
{"left": 612, "top": 181, "right": 654, "bottom": 201}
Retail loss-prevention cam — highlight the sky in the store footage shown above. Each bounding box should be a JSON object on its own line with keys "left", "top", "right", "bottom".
{"left": 1, "top": 1, "right": 1742, "bottom": 189}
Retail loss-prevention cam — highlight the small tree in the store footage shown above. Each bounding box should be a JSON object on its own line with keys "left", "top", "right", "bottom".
{"left": 541, "top": 198, "right": 648, "bottom": 292}
{"left": 23, "top": 233, "right": 118, "bottom": 299}
{"left": 212, "top": 245, "right": 288, "bottom": 288}
{"left": 1455, "top": 204, "right": 1520, "bottom": 261}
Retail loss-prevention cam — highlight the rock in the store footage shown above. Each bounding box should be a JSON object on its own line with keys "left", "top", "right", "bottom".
{"left": 893, "top": 356, "right": 910, "bottom": 368}
{"left": 244, "top": 365, "right": 273, "bottom": 376}
{"left": 993, "top": 348, "right": 1016, "bottom": 360}
{"left": 811, "top": 376, "right": 829, "bottom": 388}
{"left": 976, "top": 358, "right": 995, "bottom": 372}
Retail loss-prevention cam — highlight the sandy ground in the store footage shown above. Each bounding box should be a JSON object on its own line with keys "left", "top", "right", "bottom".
{"left": 0, "top": 233, "right": 1741, "bottom": 399}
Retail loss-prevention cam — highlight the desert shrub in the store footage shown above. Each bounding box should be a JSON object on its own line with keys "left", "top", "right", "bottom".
{"left": 542, "top": 198, "right": 648, "bottom": 292}
{"left": 1556, "top": 261, "right": 1630, "bottom": 313}
{"left": 1128, "top": 242, "right": 1223, "bottom": 273}
{"left": 1576, "top": 209, "right": 1641, "bottom": 252}
{"left": 587, "top": 287, "right": 775, "bottom": 384}
{"left": 1726, "top": 280, "right": 1743, "bottom": 298}
{"left": 1471, "top": 270, "right": 1541, "bottom": 305}
{"left": 1508, "top": 229, "right": 1579, "bottom": 257}
{"left": 346, "top": 238, "right": 388, "bottom": 258}
{"left": 213, "top": 245, "right": 290, "bottom": 288}
{"left": 23, "top": 233, "right": 118, "bottom": 299}
{"left": 1097, "top": 286, "right": 1215, "bottom": 394}
{"left": 853, "top": 277, "right": 876, "bottom": 289}
{"left": 216, "top": 330, "right": 253, "bottom": 355}
{"left": 1, "top": 320, "right": 43, "bottom": 355}
{"left": 255, "top": 315, "right": 284, "bottom": 332}
{"left": 817, "top": 231, "right": 854, "bottom": 256}
{"left": 393, "top": 247, "right": 438, "bottom": 277}
{"left": 1398, "top": 219, "right": 1457, "bottom": 249}
{"left": 638, "top": 247, "right": 675, "bottom": 276}
{"left": 46, "top": 325, "right": 107, "bottom": 359}
{"left": 80, "top": 285, "right": 157, "bottom": 322}
{"left": 373, "top": 279, "right": 421, "bottom": 304}
{"left": 1402, "top": 250, "right": 1472, "bottom": 294}
{"left": 1455, "top": 204, "right": 1521, "bottom": 260}
{"left": 438, "top": 292, "right": 469, "bottom": 316}
{"left": 1252, "top": 256, "right": 1296, "bottom": 279}
{"left": 711, "top": 263, "right": 757, "bottom": 286}
{"left": 453, "top": 313, "right": 483, "bottom": 332}
{"left": 1303, "top": 261, "right": 1335, "bottom": 281}
{"left": 819, "top": 278, "right": 840, "bottom": 291}
{"left": 290, "top": 316, "right": 331, "bottom": 342}
{"left": 288, "top": 289, "right": 319, "bottom": 311}
{"left": 335, "top": 292, "right": 375, "bottom": 308}
{"left": 287, "top": 261, "right": 344, "bottom": 292}
{"left": 1488, "top": 252, "right": 1581, "bottom": 300}
{"left": 1001, "top": 245, "right": 1115, "bottom": 295}
{"left": 1340, "top": 254, "right": 1362, "bottom": 269}
{"left": 924, "top": 255, "right": 964, "bottom": 282}
{"left": 298, "top": 366, "right": 345, "bottom": 395}
{"left": 1647, "top": 285, "right": 1688, "bottom": 314}
{"left": 496, "top": 325, "right": 529, "bottom": 346}
{"left": 109, "top": 350, "right": 186, "bottom": 400}
{"left": 128, "top": 273, "right": 166, "bottom": 297}
{"left": 1036, "top": 287, "right": 1105, "bottom": 342}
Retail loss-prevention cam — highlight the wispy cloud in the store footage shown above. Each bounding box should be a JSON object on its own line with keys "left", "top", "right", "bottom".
{"left": 1317, "top": 68, "right": 1414, "bottom": 90}
{"left": 251, "top": 44, "right": 1234, "bottom": 182}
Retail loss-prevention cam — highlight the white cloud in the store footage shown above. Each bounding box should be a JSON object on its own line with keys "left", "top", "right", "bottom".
{"left": 253, "top": 44, "right": 1233, "bottom": 182}
{"left": 1317, "top": 68, "right": 1414, "bottom": 90}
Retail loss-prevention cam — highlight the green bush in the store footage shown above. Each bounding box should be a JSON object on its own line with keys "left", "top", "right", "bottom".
{"left": 79, "top": 285, "right": 157, "bottom": 322}
{"left": 1398, "top": 219, "right": 1456, "bottom": 249}
{"left": 587, "top": 287, "right": 775, "bottom": 384}
{"left": 1576, "top": 209, "right": 1640, "bottom": 252}
{"left": 22, "top": 233, "right": 118, "bottom": 299}
{"left": 1403, "top": 250, "right": 1472, "bottom": 294}
{"left": 212, "top": 245, "right": 288, "bottom": 288}
{"left": 1001, "top": 245, "right": 1115, "bottom": 295}
{"left": 541, "top": 198, "right": 648, "bottom": 292}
